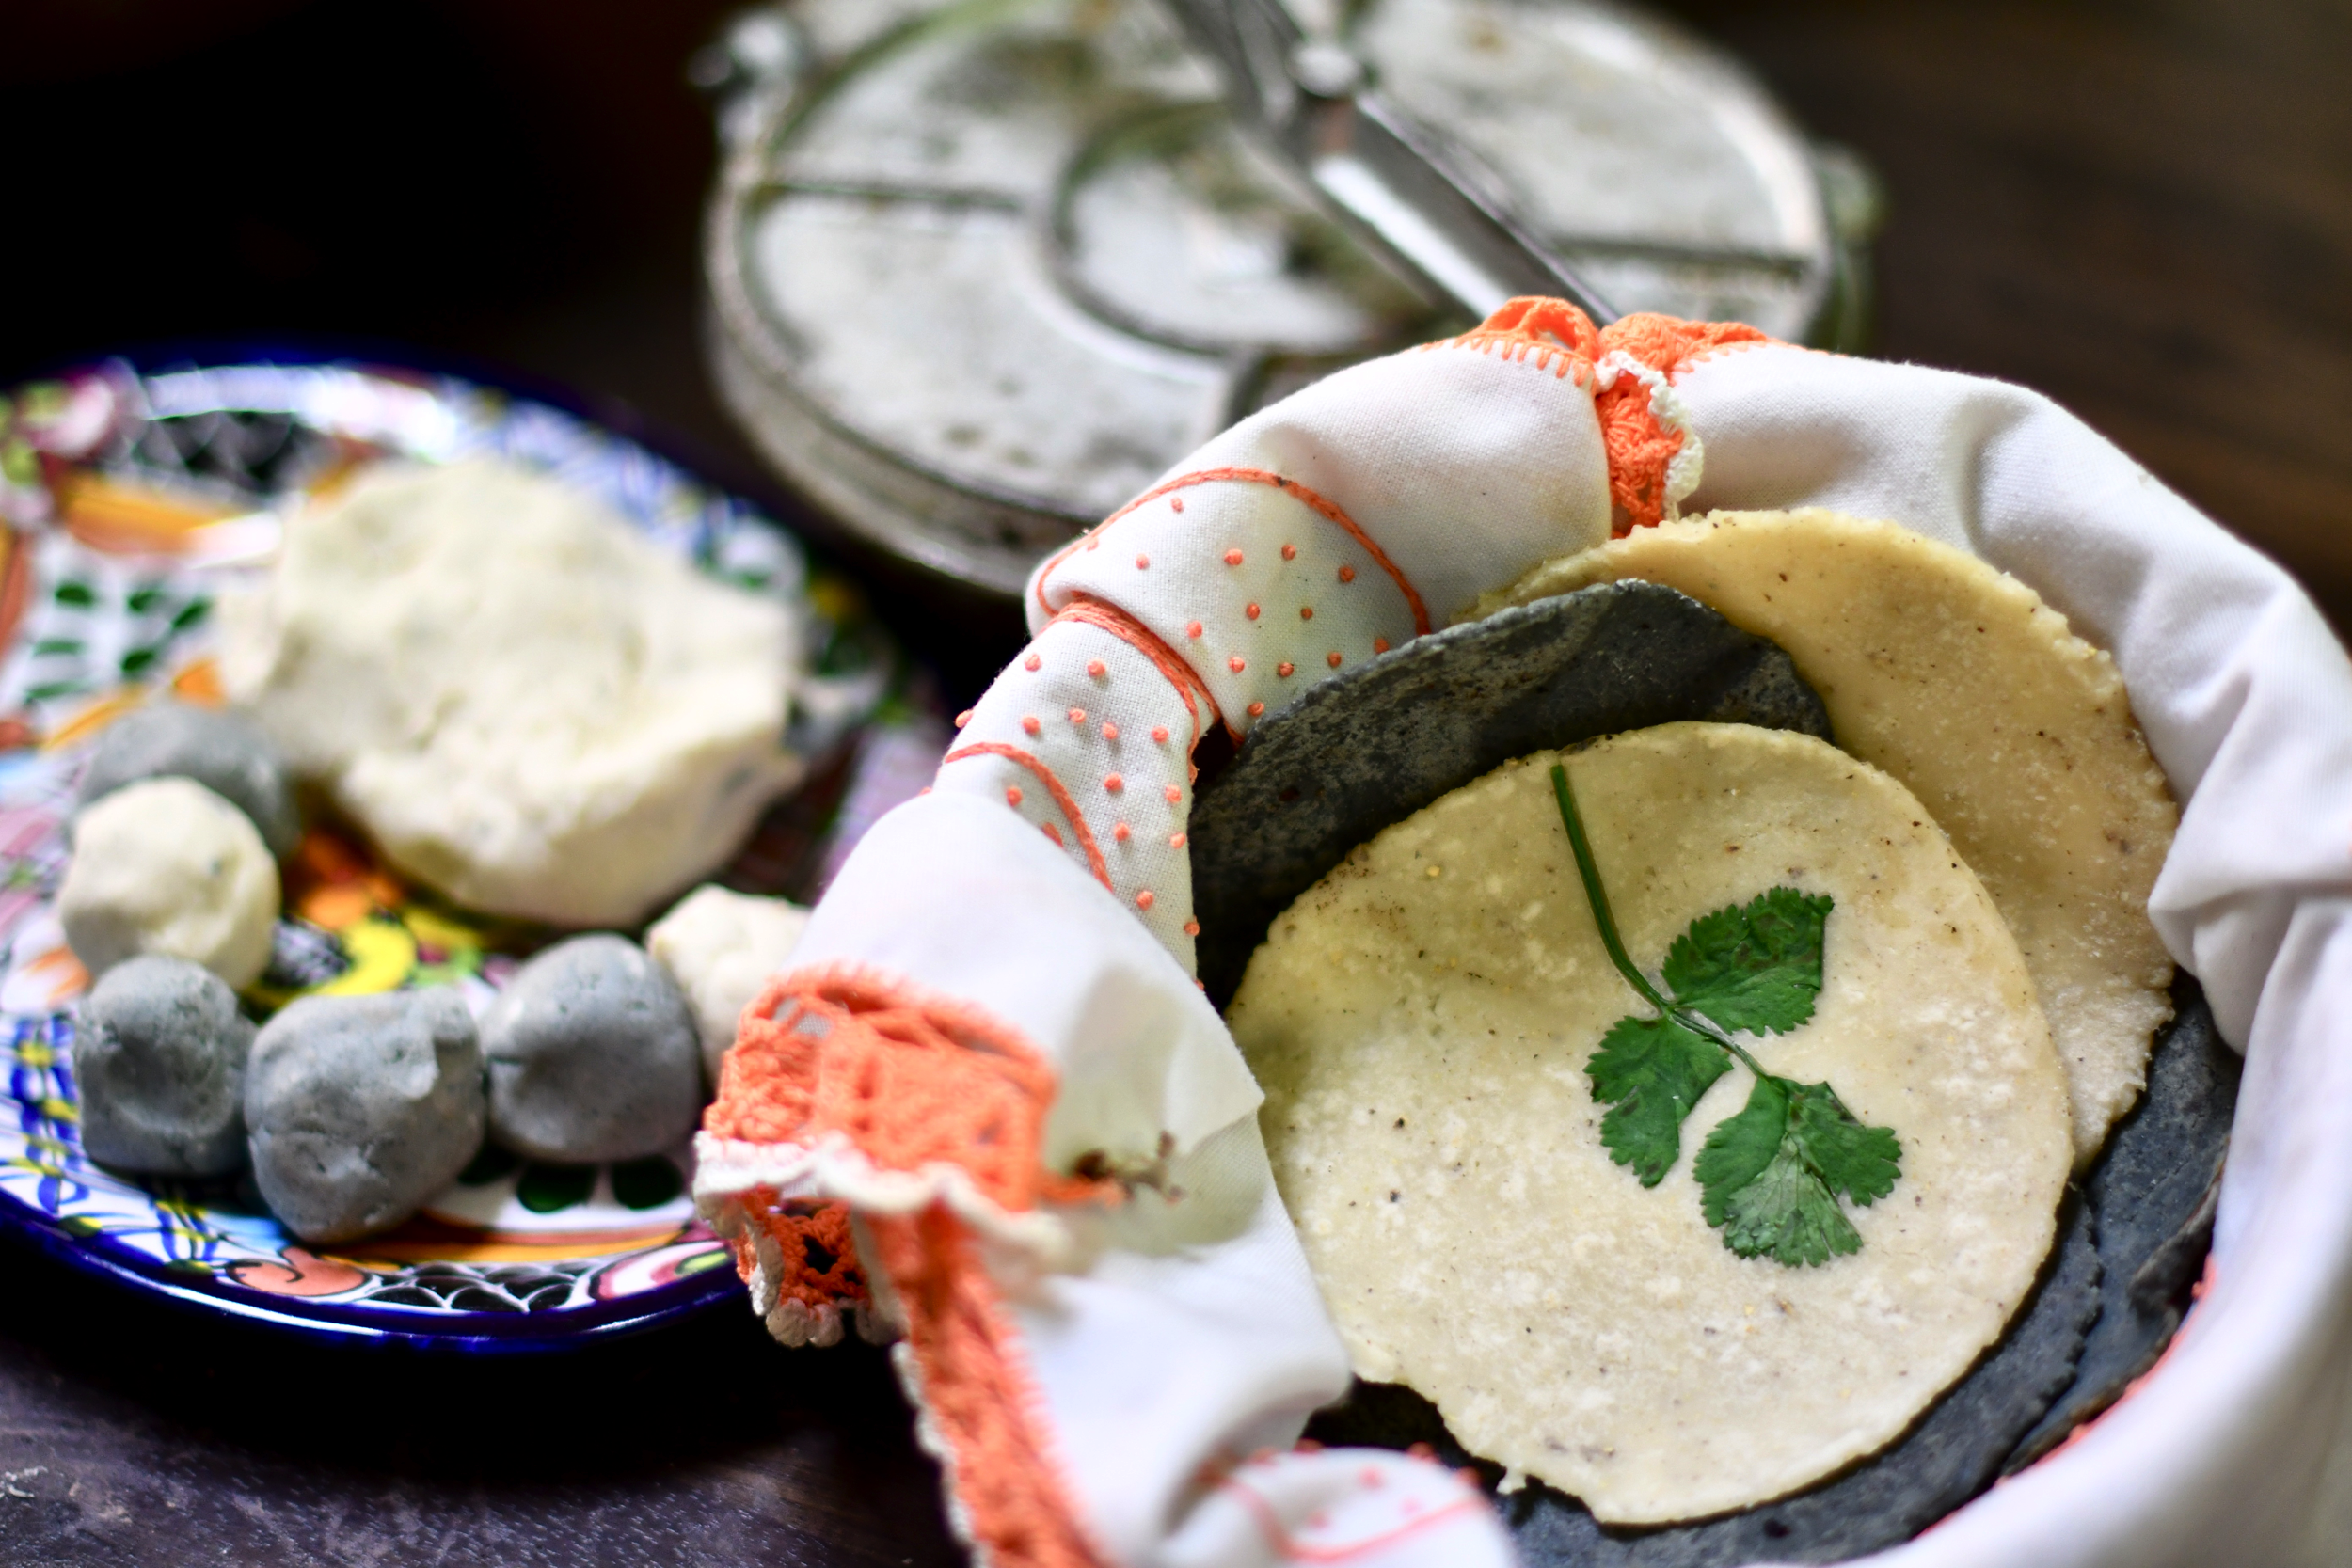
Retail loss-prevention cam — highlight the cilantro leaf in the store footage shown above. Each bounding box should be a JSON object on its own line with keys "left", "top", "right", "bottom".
{"left": 1692, "top": 1073, "right": 1790, "bottom": 1223}
{"left": 1661, "top": 887, "right": 1832, "bottom": 1037}
{"left": 1694, "top": 1075, "right": 1901, "bottom": 1266}
{"left": 1712, "top": 1134, "right": 1863, "bottom": 1267}
{"left": 1787, "top": 1079, "right": 1903, "bottom": 1207}
{"left": 1549, "top": 761, "right": 1902, "bottom": 1266}
{"left": 1586, "top": 1013, "right": 1730, "bottom": 1186}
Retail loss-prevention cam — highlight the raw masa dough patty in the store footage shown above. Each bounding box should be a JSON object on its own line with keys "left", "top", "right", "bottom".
{"left": 60, "top": 776, "right": 278, "bottom": 990}
{"left": 1228, "top": 723, "right": 2071, "bottom": 1525}
{"left": 1478, "top": 511, "right": 2176, "bottom": 1164}
{"left": 222, "top": 459, "right": 803, "bottom": 927}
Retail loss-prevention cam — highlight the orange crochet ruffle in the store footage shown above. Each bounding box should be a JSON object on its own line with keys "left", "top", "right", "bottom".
{"left": 706, "top": 962, "right": 1110, "bottom": 1568}
{"left": 1443, "top": 297, "right": 1772, "bottom": 533}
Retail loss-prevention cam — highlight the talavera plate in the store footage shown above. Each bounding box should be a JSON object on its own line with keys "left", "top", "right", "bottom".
{"left": 0, "top": 354, "right": 946, "bottom": 1349}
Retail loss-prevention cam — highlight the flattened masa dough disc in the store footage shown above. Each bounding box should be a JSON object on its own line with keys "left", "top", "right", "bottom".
{"left": 1228, "top": 723, "right": 2073, "bottom": 1526}
{"left": 1478, "top": 510, "right": 2177, "bottom": 1164}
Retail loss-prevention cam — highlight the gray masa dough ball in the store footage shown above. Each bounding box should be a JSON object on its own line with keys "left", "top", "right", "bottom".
{"left": 245, "top": 990, "right": 485, "bottom": 1244}
{"left": 482, "top": 934, "right": 703, "bottom": 1164}
{"left": 74, "top": 701, "right": 300, "bottom": 858}
{"left": 74, "top": 954, "right": 257, "bottom": 1177}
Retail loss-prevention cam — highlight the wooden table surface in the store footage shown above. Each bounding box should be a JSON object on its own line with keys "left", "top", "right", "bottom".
{"left": 2, "top": 1, "right": 2346, "bottom": 1562}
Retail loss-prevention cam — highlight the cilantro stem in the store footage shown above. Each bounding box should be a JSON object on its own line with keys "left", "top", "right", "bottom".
{"left": 1550, "top": 763, "right": 1669, "bottom": 1013}
{"left": 1548, "top": 761, "right": 1772, "bottom": 1080}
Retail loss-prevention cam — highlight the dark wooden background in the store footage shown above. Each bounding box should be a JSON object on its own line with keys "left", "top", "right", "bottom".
{"left": 1, "top": 1, "right": 2346, "bottom": 1562}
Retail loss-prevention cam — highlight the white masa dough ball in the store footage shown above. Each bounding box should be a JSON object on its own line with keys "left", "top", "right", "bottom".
{"left": 60, "top": 777, "right": 279, "bottom": 990}
{"left": 645, "top": 883, "right": 810, "bottom": 1085}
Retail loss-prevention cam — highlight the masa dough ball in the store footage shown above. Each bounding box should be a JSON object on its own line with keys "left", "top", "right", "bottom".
{"left": 1479, "top": 510, "right": 2177, "bottom": 1164}
{"left": 220, "top": 458, "right": 805, "bottom": 927}
{"left": 645, "top": 883, "right": 810, "bottom": 1085}
{"left": 1228, "top": 723, "right": 2072, "bottom": 1526}
{"left": 60, "top": 777, "right": 278, "bottom": 990}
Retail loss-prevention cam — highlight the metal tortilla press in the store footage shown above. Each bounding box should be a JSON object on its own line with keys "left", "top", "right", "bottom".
{"left": 699, "top": 0, "right": 1881, "bottom": 596}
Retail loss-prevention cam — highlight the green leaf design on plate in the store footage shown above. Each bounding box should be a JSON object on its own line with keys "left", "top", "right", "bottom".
{"left": 516, "top": 1162, "right": 596, "bottom": 1212}
{"left": 610, "top": 1156, "right": 684, "bottom": 1210}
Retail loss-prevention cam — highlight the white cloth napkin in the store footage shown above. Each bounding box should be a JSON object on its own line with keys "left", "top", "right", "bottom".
{"left": 699, "top": 304, "right": 2352, "bottom": 1567}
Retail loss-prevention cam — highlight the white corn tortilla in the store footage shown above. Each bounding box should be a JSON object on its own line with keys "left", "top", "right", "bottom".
{"left": 1228, "top": 723, "right": 2072, "bottom": 1525}
{"left": 1477, "top": 510, "right": 2176, "bottom": 1164}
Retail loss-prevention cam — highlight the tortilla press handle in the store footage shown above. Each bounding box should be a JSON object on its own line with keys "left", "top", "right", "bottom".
{"left": 1157, "top": 0, "right": 1624, "bottom": 324}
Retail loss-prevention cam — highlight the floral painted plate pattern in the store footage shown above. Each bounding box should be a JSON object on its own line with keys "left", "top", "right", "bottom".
{"left": 0, "top": 357, "right": 946, "bottom": 1348}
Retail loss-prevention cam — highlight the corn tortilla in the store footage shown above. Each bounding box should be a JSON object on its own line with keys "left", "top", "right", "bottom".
{"left": 1476, "top": 510, "right": 2176, "bottom": 1164}
{"left": 1229, "top": 723, "right": 2072, "bottom": 1524}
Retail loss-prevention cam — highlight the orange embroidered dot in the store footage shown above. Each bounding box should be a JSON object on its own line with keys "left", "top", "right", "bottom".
{"left": 1246, "top": 603, "right": 1261, "bottom": 620}
{"left": 1024, "top": 653, "right": 1042, "bottom": 672}
{"left": 1102, "top": 721, "right": 1120, "bottom": 740}
{"left": 1299, "top": 606, "right": 1313, "bottom": 620}
{"left": 1043, "top": 822, "right": 1063, "bottom": 846}
{"left": 1338, "top": 564, "right": 1357, "bottom": 583}
{"left": 1136, "top": 890, "right": 1155, "bottom": 911}
{"left": 1374, "top": 638, "right": 1391, "bottom": 654}
{"left": 1169, "top": 832, "right": 1186, "bottom": 848}
{"left": 1327, "top": 651, "right": 1343, "bottom": 667}
{"left": 954, "top": 708, "right": 973, "bottom": 729}
{"left": 1186, "top": 620, "right": 1203, "bottom": 639}
{"left": 1005, "top": 785, "right": 1024, "bottom": 806}
{"left": 1277, "top": 662, "right": 1295, "bottom": 678}
{"left": 1170, "top": 497, "right": 1184, "bottom": 513}
{"left": 1229, "top": 655, "right": 1246, "bottom": 673}
{"left": 1183, "top": 920, "right": 1200, "bottom": 936}
{"left": 1224, "top": 548, "right": 1244, "bottom": 566}
{"left": 1021, "top": 715, "right": 1041, "bottom": 736}
{"left": 1151, "top": 725, "right": 1169, "bottom": 743}
{"left": 1135, "top": 553, "right": 1149, "bottom": 569}
{"left": 1164, "top": 784, "right": 1183, "bottom": 802}
{"left": 1281, "top": 543, "right": 1297, "bottom": 560}
{"left": 1248, "top": 701, "right": 1265, "bottom": 717}
{"left": 1113, "top": 823, "right": 1131, "bottom": 843}
{"left": 1086, "top": 659, "right": 1106, "bottom": 677}
{"left": 1104, "top": 773, "right": 1124, "bottom": 793}
{"left": 1069, "top": 707, "right": 1087, "bottom": 723}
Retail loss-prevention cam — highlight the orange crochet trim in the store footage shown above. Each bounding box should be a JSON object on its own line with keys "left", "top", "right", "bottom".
{"left": 941, "top": 741, "right": 1111, "bottom": 890}
{"left": 1439, "top": 298, "right": 1773, "bottom": 533}
{"left": 1051, "top": 593, "right": 1224, "bottom": 748}
{"left": 1437, "top": 294, "right": 1604, "bottom": 381}
{"left": 1595, "top": 312, "right": 1771, "bottom": 532}
{"left": 873, "top": 1207, "right": 1108, "bottom": 1568}
{"left": 707, "top": 962, "right": 1114, "bottom": 1210}
{"left": 707, "top": 962, "right": 1110, "bottom": 1568}
{"left": 729, "top": 1191, "right": 868, "bottom": 1317}
{"left": 1037, "top": 467, "right": 1432, "bottom": 637}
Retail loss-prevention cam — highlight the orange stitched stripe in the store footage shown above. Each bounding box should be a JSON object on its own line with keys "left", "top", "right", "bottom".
{"left": 872, "top": 1210, "right": 1109, "bottom": 1568}
{"left": 1217, "top": 1475, "right": 1486, "bottom": 1562}
{"left": 1037, "top": 467, "right": 1432, "bottom": 637}
{"left": 943, "top": 741, "right": 1110, "bottom": 889}
{"left": 1051, "top": 594, "right": 1222, "bottom": 747}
